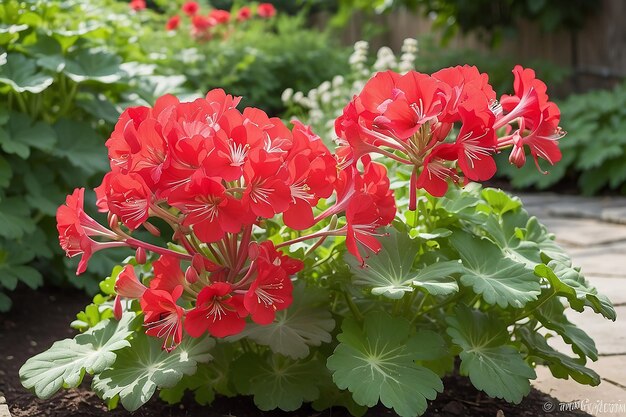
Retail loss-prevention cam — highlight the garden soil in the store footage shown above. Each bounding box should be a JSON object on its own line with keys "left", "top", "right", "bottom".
{"left": 0, "top": 286, "right": 591, "bottom": 417}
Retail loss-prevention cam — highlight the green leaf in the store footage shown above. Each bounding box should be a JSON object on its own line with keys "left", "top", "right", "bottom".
{"left": 535, "top": 260, "right": 616, "bottom": 320}
{"left": 446, "top": 305, "right": 536, "bottom": 404}
{"left": 0, "top": 155, "right": 12, "bottom": 188}
{"left": 233, "top": 353, "right": 326, "bottom": 411}
{"left": 518, "top": 328, "right": 600, "bottom": 386}
{"left": 0, "top": 265, "right": 42, "bottom": 290}
{"left": 52, "top": 119, "right": 108, "bottom": 175}
{"left": 346, "top": 228, "right": 420, "bottom": 299}
{"left": 0, "top": 198, "right": 35, "bottom": 239}
{"left": 412, "top": 260, "right": 462, "bottom": 295}
{"left": 0, "top": 291, "right": 11, "bottom": 312}
{"left": 7, "top": 113, "right": 57, "bottom": 154}
{"left": 450, "top": 231, "right": 541, "bottom": 308}
{"left": 92, "top": 334, "right": 214, "bottom": 411}
{"left": 19, "top": 314, "right": 136, "bottom": 399}
{"left": 64, "top": 48, "right": 123, "bottom": 83}
{"left": 479, "top": 188, "right": 522, "bottom": 215}
{"left": 312, "top": 384, "right": 368, "bottom": 417}
{"left": 160, "top": 343, "right": 236, "bottom": 405}
{"left": 228, "top": 284, "right": 335, "bottom": 359}
{"left": 536, "top": 298, "right": 597, "bottom": 361}
{"left": 0, "top": 127, "right": 28, "bottom": 158}
{"left": 327, "top": 312, "right": 443, "bottom": 417}
{"left": 0, "top": 53, "right": 53, "bottom": 93}
{"left": 439, "top": 186, "right": 481, "bottom": 213}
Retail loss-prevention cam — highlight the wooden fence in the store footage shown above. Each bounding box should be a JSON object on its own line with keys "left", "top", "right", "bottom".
{"left": 318, "top": 0, "right": 626, "bottom": 94}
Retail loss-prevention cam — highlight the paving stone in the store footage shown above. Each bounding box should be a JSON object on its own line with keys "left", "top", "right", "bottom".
{"left": 555, "top": 306, "right": 626, "bottom": 356}
{"left": 568, "top": 252, "right": 626, "bottom": 278}
{"left": 547, "top": 201, "right": 607, "bottom": 220}
{"left": 538, "top": 218, "right": 626, "bottom": 246}
{"left": 533, "top": 366, "right": 626, "bottom": 417}
{"left": 0, "top": 404, "right": 11, "bottom": 417}
{"left": 588, "top": 355, "right": 626, "bottom": 388}
{"left": 603, "top": 208, "right": 626, "bottom": 225}
{"left": 516, "top": 193, "right": 563, "bottom": 207}
{"left": 584, "top": 277, "right": 626, "bottom": 305}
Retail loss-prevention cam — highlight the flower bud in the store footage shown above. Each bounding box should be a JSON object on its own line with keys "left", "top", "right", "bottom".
{"left": 143, "top": 221, "right": 161, "bottom": 237}
{"left": 135, "top": 247, "right": 147, "bottom": 264}
{"left": 185, "top": 265, "right": 199, "bottom": 284}
{"left": 113, "top": 295, "right": 123, "bottom": 320}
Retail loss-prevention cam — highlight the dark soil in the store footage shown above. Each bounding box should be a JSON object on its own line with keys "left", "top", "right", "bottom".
{"left": 0, "top": 286, "right": 592, "bottom": 417}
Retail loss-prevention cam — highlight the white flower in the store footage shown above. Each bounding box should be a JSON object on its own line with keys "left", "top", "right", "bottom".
{"left": 332, "top": 75, "right": 344, "bottom": 87}
{"left": 320, "top": 91, "right": 332, "bottom": 104}
{"left": 318, "top": 81, "right": 331, "bottom": 93}
{"left": 354, "top": 40, "right": 369, "bottom": 51}
{"left": 292, "top": 91, "right": 304, "bottom": 103}
{"left": 281, "top": 88, "right": 293, "bottom": 103}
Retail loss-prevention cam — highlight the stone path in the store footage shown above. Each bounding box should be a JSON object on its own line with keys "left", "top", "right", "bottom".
{"left": 521, "top": 193, "right": 626, "bottom": 417}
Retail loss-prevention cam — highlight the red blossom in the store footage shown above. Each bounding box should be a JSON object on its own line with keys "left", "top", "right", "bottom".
{"left": 104, "top": 172, "right": 153, "bottom": 230}
{"left": 57, "top": 189, "right": 122, "bottom": 274}
{"left": 192, "top": 14, "right": 215, "bottom": 31}
{"left": 129, "top": 0, "right": 146, "bottom": 11}
{"left": 150, "top": 255, "right": 186, "bottom": 293}
{"left": 140, "top": 286, "right": 185, "bottom": 351}
{"left": 257, "top": 3, "right": 276, "bottom": 18}
{"left": 114, "top": 264, "right": 147, "bottom": 299}
{"left": 244, "top": 264, "right": 293, "bottom": 324}
{"left": 185, "top": 282, "right": 247, "bottom": 338}
{"left": 166, "top": 15, "right": 181, "bottom": 31}
{"left": 209, "top": 9, "right": 230, "bottom": 24}
{"left": 182, "top": 1, "right": 200, "bottom": 16}
{"left": 237, "top": 6, "right": 252, "bottom": 21}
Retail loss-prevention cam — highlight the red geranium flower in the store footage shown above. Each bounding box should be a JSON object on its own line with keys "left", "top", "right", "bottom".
{"left": 185, "top": 282, "right": 247, "bottom": 338}
{"left": 244, "top": 264, "right": 293, "bottom": 324}
{"left": 192, "top": 14, "right": 214, "bottom": 31}
{"left": 209, "top": 9, "right": 230, "bottom": 24}
{"left": 182, "top": 1, "right": 200, "bottom": 16}
{"left": 114, "top": 264, "right": 147, "bottom": 299}
{"left": 141, "top": 286, "right": 185, "bottom": 351}
{"left": 104, "top": 172, "right": 153, "bottom": 230}
{"left": 129, "top": 0, "right": 146, "bottom": 11}
{"left": 237, "top": 6, "right": 252, "bottom": 21}
{"left": 257, "top": 3, "right": 276, "bottom": 18}
{"left": 170, "top": 177, "right": 250, "bottom": 243}
{"left": 150, "top": 255, "right": 186, "bottom": 293}
{"left": 166, "top": 15, "right": 181, "bottom": 31}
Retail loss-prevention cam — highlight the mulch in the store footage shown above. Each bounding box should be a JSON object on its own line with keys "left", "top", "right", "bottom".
{"left": 0, "top": 285, "right": 592, "bottom": 417}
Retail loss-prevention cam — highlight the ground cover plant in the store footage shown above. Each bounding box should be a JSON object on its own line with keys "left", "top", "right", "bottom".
{"left": 20, "top": 65, "right": 614, "bottom": 417}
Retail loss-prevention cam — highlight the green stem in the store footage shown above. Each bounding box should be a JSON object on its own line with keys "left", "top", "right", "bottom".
{"left": 343, "top": 291, "right": 363, "bottom": 322}
{"left": 509, "top": 288, "right": 557, "bottom": 325}
{"left": 412, "top": 293, "right": 461, "bottom": 323}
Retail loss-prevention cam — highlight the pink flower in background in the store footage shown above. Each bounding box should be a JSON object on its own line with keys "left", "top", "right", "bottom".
{"left": 257, "top": 3, "right": 276, "bottom": 18}
{"left": 129, "top": 0, "right": 146, "bottom": 11}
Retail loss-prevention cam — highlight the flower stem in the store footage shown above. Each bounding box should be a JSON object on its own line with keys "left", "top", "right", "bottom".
{"left": 125, "top": 237, "right": 192, "bottom": 260}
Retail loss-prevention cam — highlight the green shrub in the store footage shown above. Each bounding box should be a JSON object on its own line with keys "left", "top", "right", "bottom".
{"left": 142, "top": 12, "right": 350, "bottom": 113}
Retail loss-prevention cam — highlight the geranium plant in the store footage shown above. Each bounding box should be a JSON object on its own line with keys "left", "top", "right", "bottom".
{"left": 20, "top": 66, "right": 614, "bottom": 417}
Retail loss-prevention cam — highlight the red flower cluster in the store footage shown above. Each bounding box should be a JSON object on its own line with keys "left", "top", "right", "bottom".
{"left": 336, "top": 65, "right": 564, "bottom": 204}
{"left": 57, "top": 89, "right": 396, "bottom": 351}
{"left": 56, "top": 64, "right": 564, "bottom": 351}
{"left": 164, "top": 2, "right": 277, "bottom": 40}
